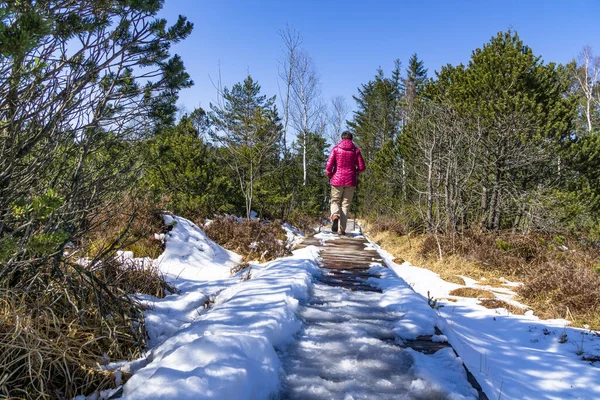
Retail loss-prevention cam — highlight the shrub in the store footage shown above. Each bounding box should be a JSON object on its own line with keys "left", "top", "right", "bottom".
{"left": 368, "top": 217, "right": 408, "bottom": 236}
{"left": 83, "top": 195, "right": 167, "bottom": 259}
{"left": 416, "top": 230, "right": 600, "bottom": 327}
{"left": 519, "top": 258, "right": 600, "bottom": 324}
{"left": 496, "top": 238, "right": 511, "bottom": 252}
{"left": 287, "top": 212, "right": 319, "bottom": 236}
{"left": 0, "top": 302, "right": 115, "bottom": 399}
{"left": 99, "top": 255, "right": 176, "bottom": 299}
{"left": 204, "top": 216, "right": 290, "bottom": 262}
{"left": 0, "top": 260, "right": 148, "bottom": 398}
{"left": 419, "top": 232, "right": 543, "bottom": 276}
{"left": 0, "top": 195, "right": 174, "bottom": 398}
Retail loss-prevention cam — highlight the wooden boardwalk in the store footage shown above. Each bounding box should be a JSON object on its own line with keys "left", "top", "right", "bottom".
{"left": 297, "top": 231, "right": 489, "bottom": 400}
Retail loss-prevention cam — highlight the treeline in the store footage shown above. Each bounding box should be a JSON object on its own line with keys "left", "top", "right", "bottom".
{"left": 352, "top": 32, "right": 600, "bottom": 239}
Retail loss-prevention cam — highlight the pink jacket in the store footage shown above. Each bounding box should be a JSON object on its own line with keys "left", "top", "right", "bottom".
{"left": 325, "top": 139, "right": 366, "bottom": 187}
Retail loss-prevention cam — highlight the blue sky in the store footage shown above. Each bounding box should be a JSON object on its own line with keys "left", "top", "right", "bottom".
{"left": 158, "top": 0, "right": 600, "bottom": 116}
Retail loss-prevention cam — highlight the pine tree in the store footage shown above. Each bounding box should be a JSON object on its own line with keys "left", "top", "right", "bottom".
{"left": 402, "top": 53, "right": 428, "bottom": 112}
{"left": 348, "top": 67, "right": 402, "bottom": 164}
{"left": 145, "top": 116, "right": 240, "bottom": 217}
{"left": 209, "top": 75, "right": 283, "bottom": 219}
{"left": 422, "top": 31, "right": 575, "bottom": 231}
{"left": 347, "top": 66, "right": 403, "bottom": 215}
{"left": 0, "top": 0, "right": 193, "bottom": 274}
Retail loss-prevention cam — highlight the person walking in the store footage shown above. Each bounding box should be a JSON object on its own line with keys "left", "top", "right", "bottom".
{"left": 325, "top": 131, "right": 366, "bottom": 235}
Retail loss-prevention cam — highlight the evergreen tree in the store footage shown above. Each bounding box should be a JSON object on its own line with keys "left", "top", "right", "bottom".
{"left": 0, "top": 0, "right": 193, "bottom": 276}
{"left": 411, "top": 31, "right": 575, "bottom": 231}
{"left": 347, "top": 66, "right": 403, "bottom": 215}
{"left": 402, "top": 53, "right": 428, "bottom": 111}
{"left": 0, "top": 1, "right": 194, "bottom": 395}
{"left": 348, "top": 68, "right": 402, "bottom": 163}
{"left": 144, "top": 115, "right": 240, "bottom": 217}
{"left": 209, "top": 75, "right": 283, "bottom": 219}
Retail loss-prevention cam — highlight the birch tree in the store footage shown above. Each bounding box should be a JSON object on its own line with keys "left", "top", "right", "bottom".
{"left": 278, "top": 25, "right": 302, "bottom": 154}
{"left": 574, "top": 46, "right": 600, "bottom": 133}
{"left": 328, "top": 96, "right": 350, "bottom": 144}
{"left": 290, "top": 50, "right": 324, "bottom": 186}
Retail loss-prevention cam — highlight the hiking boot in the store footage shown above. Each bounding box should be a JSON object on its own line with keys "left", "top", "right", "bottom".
{"left": 331, "top": 215, "right": 339, "bottom": 233}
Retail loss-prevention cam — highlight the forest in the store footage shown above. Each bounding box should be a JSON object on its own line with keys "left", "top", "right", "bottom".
{"left": 1, "top": 1, "right": 599, "bottom": 398}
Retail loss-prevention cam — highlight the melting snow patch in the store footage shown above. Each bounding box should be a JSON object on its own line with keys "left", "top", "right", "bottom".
{"left": 368, "top": 264, "right": 440, "bottom": 339}
{"left": 408, "top": 347, "right": 478, "bottom": 399}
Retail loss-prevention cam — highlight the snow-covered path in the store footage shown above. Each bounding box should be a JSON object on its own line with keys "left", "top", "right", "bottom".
{"left": 279, "top": 233, "right": 480, "bottom": 400}
{"left": 280, "top": 282, "right": 420, "bottom": 399}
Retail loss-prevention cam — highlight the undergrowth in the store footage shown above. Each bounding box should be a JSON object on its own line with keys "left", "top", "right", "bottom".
{"left": 0, "top": 256, "right": 168, "bottom": 398}
{"left": 0, "top": 196, "right": 172, "bottom": 398}
{"left": 367, "top": 220, "right": 600, "bottom": 329}
{"left": 83, "top": 195, "right": 167, "bottom": 259}
{"left": 287, "top": 213, "right": 319, "bottom": 237}
{"left": 204, "top": 215, "right": 291, "bottom": 262}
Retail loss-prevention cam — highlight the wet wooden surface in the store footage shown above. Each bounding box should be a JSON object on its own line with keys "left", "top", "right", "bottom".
{"left": 299, "top": 234, "right": 382, "bottom": 292}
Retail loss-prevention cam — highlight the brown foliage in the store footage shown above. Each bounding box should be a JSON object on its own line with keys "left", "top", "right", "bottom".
{"left": 368, "top": 217, "right": 408, "bottom": 236}
{"left": 419, "top": 232, "right": 547, "bottom": 276}
{"left": 0, "top": 248, "right": 175, "bottom": 398}
{"left": 98, "top": 255, "right": 176, "bottom": 299}
{"left": 287, "top": 213, "right": 318, "bottom": 237}
{"left": 0, "top": 296, "right": 117, "bottom": 399}
{"left": 418, "top": 231, "right": 600, "bottom": 327}
{"left": 519, "top": 258, "right": 600, "bottom": 322}
{"left": 449, "top": 287, "right": 494, "bottom": 298}
{"left": 479, "top": 299, "right": 526, "bottom": 315}
{"left": 0, "top": 261, "right": 146, "bottom": 398}
{"left": 204, "top": 216, "right": 291, "bottom": 262}
{"left": 83, "top": 195, "right": 168, "bottom": 259}
{"left": 0, "top": 196, "right": 175, "bottom": 398}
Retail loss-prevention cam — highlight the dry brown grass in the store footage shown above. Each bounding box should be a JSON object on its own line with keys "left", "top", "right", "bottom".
{"left": 230, "top": 261, "right": 251, "bottom": 276}
{"left": 368, "top": 217, "right": 408, "bottom": 236}
{"left": 366, "top": 220, "right": 600, "bottom": 329}
{"left": 519, "top": 258, "right": 600, "bottom": 328}
{"left": 477, "top": 277, "right": 510, "bottom": 287}
{"left": 98, "top": 255, "right": 176, "bottom": 299}
{"left": 0, "top": 249, "right": 173, "bottom": 398}
{"left": 441, "top": 274, "right": 466, "bottom": 285}
{"left": 83, "top": 195, "right": 167, "bottom": 259}
{"left": 449, "top": 287, "right": 495, "bottom": 298}
{"left": 0, "top": 198, "right": 175, "bottom": 398}
{"left": 204, "top": 216, "right": 290, "bottom": 262}
{"left": 0, "top": 274, "right": 142, "bottom": 399}
{"left": 287, "top": 213, "right": 319, "bottom": 237}
{"left": 366, "top": 228, "right": 502, "bottom": 283}
{"left": 479, "top": 299, "right": 527, "bottom": 315}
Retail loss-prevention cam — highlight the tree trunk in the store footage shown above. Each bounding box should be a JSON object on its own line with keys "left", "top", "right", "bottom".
{"left": 427, "top": 154, "right": 434, "bottom": 233}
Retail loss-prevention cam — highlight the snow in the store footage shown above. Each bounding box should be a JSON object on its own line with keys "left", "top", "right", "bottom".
{"left": 119, "top": 215, "right": 321, "bottom": 399}
{"left": 156, "top": 215, "right": 240, "bottom": 282}
{"left": 280, "top": 276, "right": 477, "bottom": 399}
{"left": 407, "top": 347, "right": 477, "bottom": 400}
{"left": 86, "top": 216, "right": 599, "bottom": 400}
{"left": 282, "top": 222, "right": 305, "bottom": 249}
{"left": 368, "top": 264, "right": 440, "bottom": 340}
{"left": 371, "top": 241, "right": 600, "bottom": 400}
